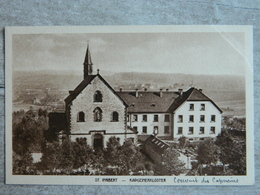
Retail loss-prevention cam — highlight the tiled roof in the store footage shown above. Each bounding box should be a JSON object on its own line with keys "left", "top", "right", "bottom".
{"left": 117, "top": 91, "right": 179, "bottom": 113}
{"left": 65, "top": 77, "right": 222, "bottom": 114}
{"left": 65, "top": 74, "right": 128, "bottom": 106}
{"left": 65, "top": 75, "right": 96, "bottom": 105}
{"left": 168, "top": 87, "right": 223, "bottom": 113}
{"left": 145, "top": 135, "right": 170, "bottom": 153}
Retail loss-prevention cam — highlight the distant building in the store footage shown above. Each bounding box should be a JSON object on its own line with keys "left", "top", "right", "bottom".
{"left": 49, "top": 45, "right": 222, "bottom": 148}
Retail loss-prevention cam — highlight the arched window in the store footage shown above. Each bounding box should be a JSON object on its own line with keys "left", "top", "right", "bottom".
{"left": 94, "top": 90, "right": 102, "bottom": 102}
{"left": 112, "top": 111, "right": 119, "bottom": 122}
{"left": 77, "top": 111, "right": 85, "bottom": 122}
{"left": 93, "top": 107, "right": 102, "bottom": 122}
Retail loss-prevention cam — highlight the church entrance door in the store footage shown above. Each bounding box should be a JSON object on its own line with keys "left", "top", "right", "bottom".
{"left": 93, "top": 134, "right": 103, "bottom": 149}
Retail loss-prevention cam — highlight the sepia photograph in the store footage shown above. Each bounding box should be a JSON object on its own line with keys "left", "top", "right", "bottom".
{"left": 5, "top": 26, "right": 254, "bottom": 185}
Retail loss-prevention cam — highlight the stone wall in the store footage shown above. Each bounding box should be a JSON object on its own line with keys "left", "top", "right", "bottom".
{"left": 69, "top": 76, "right": 126, "bottom": 135}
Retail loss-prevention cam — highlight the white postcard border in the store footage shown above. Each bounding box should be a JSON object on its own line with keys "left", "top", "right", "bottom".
{"left": 5, "top": 25, "right": 254, "bottom": 185}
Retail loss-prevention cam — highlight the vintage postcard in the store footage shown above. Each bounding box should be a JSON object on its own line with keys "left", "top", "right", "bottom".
{"left": 5, "top": 25, "right": 254, "bottom": 185}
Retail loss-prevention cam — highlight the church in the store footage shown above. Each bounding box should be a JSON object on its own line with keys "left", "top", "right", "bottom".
{"left": 49, "top": 45, "right": 222, "bottom": 148}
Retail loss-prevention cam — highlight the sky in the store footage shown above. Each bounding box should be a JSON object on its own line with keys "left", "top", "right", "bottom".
{"left": 12, "top": 31, "right": 246, "bottom": 76}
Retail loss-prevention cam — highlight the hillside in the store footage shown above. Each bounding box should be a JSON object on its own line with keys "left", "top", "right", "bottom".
{"left": 13, "top": 70, "right": 246, "bottom": 116}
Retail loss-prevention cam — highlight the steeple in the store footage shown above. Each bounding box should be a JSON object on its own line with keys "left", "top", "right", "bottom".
{"left": 83, "top": 43, "right": 93, "bottom": 79}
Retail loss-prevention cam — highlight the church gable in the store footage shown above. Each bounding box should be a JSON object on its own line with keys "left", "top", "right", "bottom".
{"left": 69, "top": 75, "right": 127, "bottom": 134}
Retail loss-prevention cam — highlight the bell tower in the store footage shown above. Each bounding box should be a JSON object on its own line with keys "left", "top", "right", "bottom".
{"left": 83, "top": 43, "right": 93, "bottom": 79}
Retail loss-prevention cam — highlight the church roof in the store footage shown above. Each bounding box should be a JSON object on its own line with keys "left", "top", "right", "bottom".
{"left": 65, "top": 74, "right": 128, "bottom": 106}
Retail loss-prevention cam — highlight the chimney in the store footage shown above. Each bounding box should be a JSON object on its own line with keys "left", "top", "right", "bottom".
{"left": 178, "top": 89, "right": 183, "bottom": 96}
{"left": 160, "top": 89, "right": 163, "bottom": 97}
{"left": 135, "top": 89, "right": 139, "bottom": 97}
{"left": 119, "top": 87, "right": 123, "bottom": 92}
{"left": 199, "top": 89, "right": 203, "bottom": 92}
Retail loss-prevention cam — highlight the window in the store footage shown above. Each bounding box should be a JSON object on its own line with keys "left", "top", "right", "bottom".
{"left": 142, "top": 115, "right": 147, "bottom": 122}
{"left": 153, "top": 126, "right": 158, "bottom": 135}
{"left": 133, "top": 115, "right": 138, "bottom": 122}
{"left": 178, "top": 115, "right": 183, "bottom": 123}
{"left": 142, "top": 126, "right": 147, "bottom": 133}
{"left": 154, "top": 115, "right": 158, "bottom": 122}
{"left": 112, "top": 111, "right": 119, "bottom": 122}
{"left": 127, "top": 115, "right": 129, "bottom": 122}
{"left": 200, "top": 104, "right": 205, "bottom": 111}
{"left": 211, "top": 115, "right": 216, "bottom": 122}
{"left": 200, "top": 115, "right": 205, "bottom": 122}
{"left": 210, "top": 127, "right": 216, "bottom": 134}
{"left": 199, "top": 127, "right": 205, "bottom": 134}
{"left": 133, "top": 126, "right": 138, "bottom": 131}
{"left": 189, "top": 104, "right": 194, "bottom": 111}
{"left": 189, "top": 115, "right": 194, "bottom": 122}
{"left": 93, "top": 107, "right": 102, "bottom": 122}
{"left": 189, "top": 138, "right": 194, "bottom": 141}
{"left": 77, "top": 111, "right": 85, "bottom": 122}
{"left": 199, "top": 138, "right": 205, "bottom": 141}
{"left": 164, "top": 115, "right": 170, "bottom": 122}
{"left": 188, "top": 127, "right": 194, "bottom": 134}
{"left": 164, "top": 126, "right": 170, "bottom": 134}
{"left": 94, "top": 90, "right": 102, "bottom": 102}
{"left": 177, "top": 127, "right": 183, "bottom": 134}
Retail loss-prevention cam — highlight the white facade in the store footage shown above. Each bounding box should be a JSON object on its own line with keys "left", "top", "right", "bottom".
{"left": 127, "top": 101, "right": 222, "bottom": 142}
{"left": 127, "top": 113, "right": 172, "bottom": 137}
{"left": 173, "top": 101, "right": 222, "bottom": 141}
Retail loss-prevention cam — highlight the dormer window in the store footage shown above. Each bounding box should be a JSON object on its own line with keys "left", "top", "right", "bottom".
{"left": 94, "top": 90, "right": 102, "bottom": 102}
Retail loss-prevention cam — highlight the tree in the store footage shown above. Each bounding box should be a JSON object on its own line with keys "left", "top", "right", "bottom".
{"left": 117, "top": 139, "right": 144, "bottom": 174}
{"left": 196, "top": 138, "right": 220, "bottom": 175}
{"left": 178, "top": 136, "right": 187, "bottom": 149}
{"left": 196, "top": 139, "right": 220, "bottom": 165}
{"left": 13, "top": 151, "right": 34, "bottom": 175}
{"left": 215, "top": 130, "right": 246, "bottom": 175}
{"left": 104, "top": 136, "right": 121, "bottom": 166}
{"left": 155, "top": 145, "right": 186, "bottom": 176}
{"left": 58, "top": 139, "right": 74, "bottom": 173}
{"left": 12, "top": 109, "right": 49, "bottom": 174}
{"left": 38, "top": 141, "right": 61, "bottom": 172}
{"left": 72, "top": 138, "right": 93, "bottom": 169}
